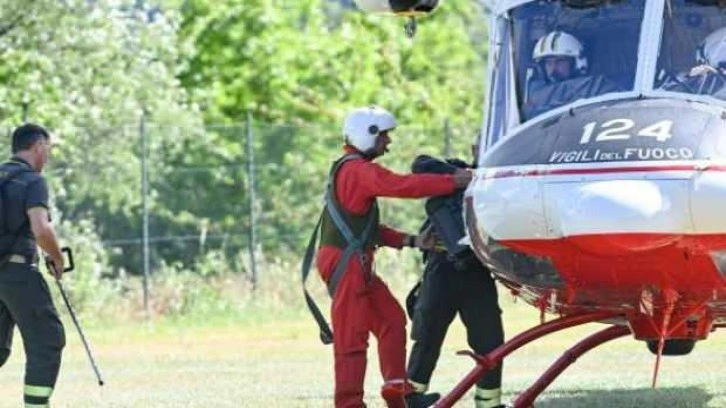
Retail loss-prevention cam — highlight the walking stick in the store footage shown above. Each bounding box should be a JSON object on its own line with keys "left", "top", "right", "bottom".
{"left": 47, "top": 247, "right": 105, "bottom": 386}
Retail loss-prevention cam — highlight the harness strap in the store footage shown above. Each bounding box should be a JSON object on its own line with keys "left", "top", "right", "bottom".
{"left": 301, "top": 153, "right": 378, "bottom": 345}
{"left": 325, "top": 189, "right": 377, "bottom": 296}
{"left": 301, "top": 213, "right": 333, "bottom": 344}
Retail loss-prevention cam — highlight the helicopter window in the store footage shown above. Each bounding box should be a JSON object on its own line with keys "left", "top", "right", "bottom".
{"left": 655, "top": 0, "right": 726, "bottom": 101}
{"left": 487, "top": 16, "right": 518, "bottom": 145}
{"left": 504, "top": 0, "right": 645, "bottom": 121}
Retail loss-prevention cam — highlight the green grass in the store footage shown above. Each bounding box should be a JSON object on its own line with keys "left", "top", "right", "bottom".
{"left": 1, "top": 289, "right": 726, "bottom": 407}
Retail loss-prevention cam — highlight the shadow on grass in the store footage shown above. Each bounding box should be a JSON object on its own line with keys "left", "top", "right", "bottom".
{"left": 532, "top": 386, "right": 714, "bottom": 408}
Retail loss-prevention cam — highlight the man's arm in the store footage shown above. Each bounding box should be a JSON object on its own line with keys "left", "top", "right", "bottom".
{"left": 354, "top": 161, "right": 469, "bottom": 199}
{"left": 379, "top": 225, "right": 408, "bottom": 248}
{"left": 379, "top": 224, "right": 435, "bottom": 250}
{"left": 25, "top": 177, "right": 64, "bottom": 278}
{"left": 28, "top": 207, "right": 64, "bottom": 278}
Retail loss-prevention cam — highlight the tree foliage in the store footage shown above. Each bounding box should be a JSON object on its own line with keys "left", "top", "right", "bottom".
{"left": 179, "top": 0, "right": 486, "bottom": 128}
{"left": 176, "top": 0, "right": 488, "bottom": 255}
{"left": 0, "top": 0, "right": 201, "bottom": 213}
{"left": 0, "top": 0, "right": 489, "bottom": 276}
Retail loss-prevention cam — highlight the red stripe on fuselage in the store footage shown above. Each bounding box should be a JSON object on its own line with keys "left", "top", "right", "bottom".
{"left": 484, "top": 164, "right": 726, "bottom": 179}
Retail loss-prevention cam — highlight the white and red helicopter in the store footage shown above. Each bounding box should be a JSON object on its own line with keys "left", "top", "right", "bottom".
{"left": 356, "top": 0, "right": 726, "bottom": 406}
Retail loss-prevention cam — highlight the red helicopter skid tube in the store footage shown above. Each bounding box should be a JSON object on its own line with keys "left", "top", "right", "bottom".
{"left": 434, "top": 311, "right": 621, "bottom": 408}
{"left": 512, "top": 324, "right": 631, "bottom": 407}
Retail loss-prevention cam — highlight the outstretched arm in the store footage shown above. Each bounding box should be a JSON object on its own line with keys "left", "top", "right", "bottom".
{"left": 354, "top": 161, "right": 468, "bottom": 199}
{"left": 379, "top": 224, "right": 436, "bottom": 250}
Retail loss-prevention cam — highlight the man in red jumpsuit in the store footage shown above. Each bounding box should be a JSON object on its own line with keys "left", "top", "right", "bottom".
{"left": 316, "top": 106, "right": 472, "bottom": 408}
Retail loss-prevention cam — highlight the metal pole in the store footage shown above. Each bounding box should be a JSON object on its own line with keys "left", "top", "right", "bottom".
{"left": 56, "top": 279, "right": 105, "bottom": 386}
{"left": 443, "top": 118, "right": 452, "bottom": 158}
{"left": 246, "top": 110, "right": 258, "bottom": 291}
{"left": 21, "top": 99, "right": 28, "bottom": 123}
{"left": 140, "top": 113, "right": 150, "bottom": 316}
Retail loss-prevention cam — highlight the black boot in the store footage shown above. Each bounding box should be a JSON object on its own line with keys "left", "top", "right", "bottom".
{"left": 405, "top": 392, "right": 441, "bottom": 408}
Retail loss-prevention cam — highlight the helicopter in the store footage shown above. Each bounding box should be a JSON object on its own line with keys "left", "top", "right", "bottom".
{"left": 355, "top": 0, "right": 726, "bottom": 406}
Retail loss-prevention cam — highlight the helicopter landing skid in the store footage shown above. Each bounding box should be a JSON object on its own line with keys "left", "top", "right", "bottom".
{"left": 512, "top": 325, "right": 631, "bottom": 407}
{"left": 433, "top": 311, "right": 624, "bottom": 408}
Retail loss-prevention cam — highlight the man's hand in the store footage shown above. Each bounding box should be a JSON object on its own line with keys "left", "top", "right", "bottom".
{"left": 453, "top": 168, "right": 473, "bottom": 188}
{"left": 29, "top": 207, "right": 65, "bottom": 279}
{"left": 414, "top": 225, "right": 435, "bottom": 250}
{"left": 689, "top": 64, "right": 717, "bottom": 77}
{"left": 46, "top": 255, "right": 65, "bottom": 280}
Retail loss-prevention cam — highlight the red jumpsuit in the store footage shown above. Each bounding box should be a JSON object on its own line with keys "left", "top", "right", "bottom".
{"left": 317, "top": 148, "right": 457, "bottom": 408}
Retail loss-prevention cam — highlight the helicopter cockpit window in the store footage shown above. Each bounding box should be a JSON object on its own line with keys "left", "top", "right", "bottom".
{"left": 655, "top": 0, "right": 726, "bottom": 101}
{"left": 507, "top": 0, "right": 645, "bottom": 121}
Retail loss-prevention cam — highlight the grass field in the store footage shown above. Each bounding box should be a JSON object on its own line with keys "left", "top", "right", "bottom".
{"left": 1, "top": 291, "right": 726, "bottom": 407}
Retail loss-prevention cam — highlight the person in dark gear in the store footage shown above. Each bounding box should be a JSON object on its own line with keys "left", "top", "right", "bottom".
{"left": 523, "top": 30, "right": 622, "bottom": 120}
{"left": 406, "top": 152, "right": 505, "bottom": 408}
{"left": 0, "top": 123, "right": 66, "bottom": 408}
{"left": 659, "top": 27, "right": 726, "bottom": 100}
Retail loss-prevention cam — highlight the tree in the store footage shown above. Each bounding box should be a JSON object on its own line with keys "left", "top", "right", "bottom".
{"left": 0, "top": 0, "right": 489, "bottom": 276}
{"left": 0, "top": 0, "right": 203, "bottom": 273}
{"left": 177, "top": 0, "right": 487, "bottom": 252}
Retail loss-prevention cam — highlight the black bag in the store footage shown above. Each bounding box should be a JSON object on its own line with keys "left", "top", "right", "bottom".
{"left": 412, "top": 155, "right": 475, "bottom": 269}
{"left": 0, "top": 166, "right": 31, "bottom": 259}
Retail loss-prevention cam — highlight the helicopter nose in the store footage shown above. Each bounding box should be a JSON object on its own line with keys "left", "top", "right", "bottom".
{"left": 544, "top": 179, "right": 690, "bottom": 255}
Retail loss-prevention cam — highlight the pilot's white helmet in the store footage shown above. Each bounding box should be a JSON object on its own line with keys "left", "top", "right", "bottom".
{"left": 343, "top": 106, "right": 397, "bottom": 152}
{"left": 697, "top": 27, "right": 726, "bottom": 69}
{"left": 532, "top": 31, "right": 588, "bottom": 74}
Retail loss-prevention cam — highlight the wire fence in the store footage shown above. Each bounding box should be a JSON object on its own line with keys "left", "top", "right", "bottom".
{"left": 9, "top": 113, "right": 479, "bottom": 312}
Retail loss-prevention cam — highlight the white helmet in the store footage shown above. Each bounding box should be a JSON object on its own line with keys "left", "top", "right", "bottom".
{"left": 342, "top": 106, "right": 397, "bottom": 152}
{"left": 532, "top": 31, "right": 588, "bottom": 75}
{"left": 697, "top": 27, "right": 726, "bottom": 69}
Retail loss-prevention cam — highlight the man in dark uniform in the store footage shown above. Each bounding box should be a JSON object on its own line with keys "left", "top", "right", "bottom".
{"left": 0, "top": 123, "right": 66, "bottom": 408}
{"left": 406, "top": 153, "right": 505, "bottom": 408}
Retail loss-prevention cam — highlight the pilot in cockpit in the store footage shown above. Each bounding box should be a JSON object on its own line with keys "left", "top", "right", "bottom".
{"left": 532, "top": 31, "right": 586, "bottom": 86}
{"left": 659, "top": 27, "right": 726, "bottom": 100}
{"left": 523, "top": 30, "right": 622, "bottom": 119}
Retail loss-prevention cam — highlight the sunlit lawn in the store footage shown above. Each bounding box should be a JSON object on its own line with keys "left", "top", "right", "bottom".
{"left": 1, "top": 291, "right": 726, "bottom": 407}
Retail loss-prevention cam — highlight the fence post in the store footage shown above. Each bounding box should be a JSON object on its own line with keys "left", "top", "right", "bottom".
{"left": 443, "top": 118, "right": 452, "bottom": 158}
{"left": 246, "top": 110, "right": 258, "bottom": 291}
{"left": 21, "top": 98, "right": 29, "bottom": 123}
{"left": 139, "top": 113, "right": 151, "bottom": 317}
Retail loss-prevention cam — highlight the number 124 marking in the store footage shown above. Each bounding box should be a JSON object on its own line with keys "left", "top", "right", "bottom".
{"left": 580, "top": 119, "right": 673, "bottom": 144}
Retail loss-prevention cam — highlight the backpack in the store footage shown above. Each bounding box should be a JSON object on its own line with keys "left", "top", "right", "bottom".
{"left": 411, "top": 155, "right": 473, "bottom": 263}
{"left": 0, "top": 165, "right": 32, "bottom": 259}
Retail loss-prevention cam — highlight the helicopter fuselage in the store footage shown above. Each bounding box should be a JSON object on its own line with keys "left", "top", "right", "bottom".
{"left": 467, "top": 97, "right": 726, "bottom": 340}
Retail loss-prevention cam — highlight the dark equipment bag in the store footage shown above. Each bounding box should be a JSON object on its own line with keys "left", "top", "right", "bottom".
{"left": 0, "top": 166, "right": 31, "bottom": 262}
{"left": 411, "top": 155, "right": 478, "bottom": 271}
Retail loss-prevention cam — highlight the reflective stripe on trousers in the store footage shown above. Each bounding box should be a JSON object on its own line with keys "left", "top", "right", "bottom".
{"left": 24, "top": 383, "right": 53, "bottom": 407}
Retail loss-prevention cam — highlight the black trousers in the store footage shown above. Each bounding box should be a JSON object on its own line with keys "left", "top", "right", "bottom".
{"left": 408, "top": 252, "right": 504, "bottom": 389}
{"left": 0, "top": 263, "right": 65, "bottom": 389}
